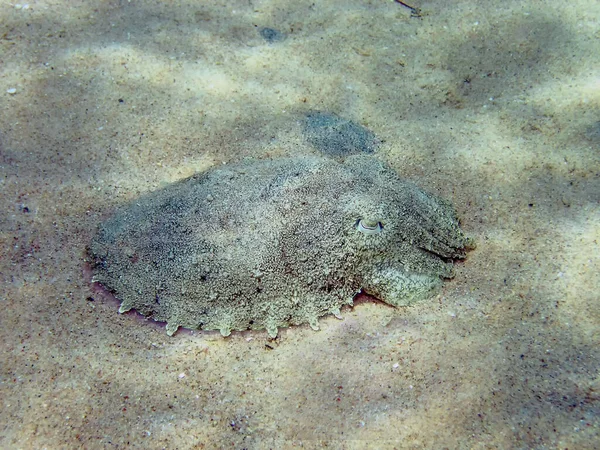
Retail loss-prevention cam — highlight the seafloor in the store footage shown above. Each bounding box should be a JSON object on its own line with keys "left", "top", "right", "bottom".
{"left": 1, "top": 0, "right": 599, "bottom": 448}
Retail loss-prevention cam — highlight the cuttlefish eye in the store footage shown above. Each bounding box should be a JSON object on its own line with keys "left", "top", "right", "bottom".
{"left": 356, "top": 219, "right": 384, "bottom": 235}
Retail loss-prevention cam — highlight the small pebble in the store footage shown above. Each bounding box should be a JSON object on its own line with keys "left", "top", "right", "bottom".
{"left": 259, "top": 27, "right": 286, "bottom": 43}
{"left": 7, "top": 88, "right": 17, "bottom": 94}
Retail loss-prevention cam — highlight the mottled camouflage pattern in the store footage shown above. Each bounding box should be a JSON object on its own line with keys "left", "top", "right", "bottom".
{"left": 89, "top": 155, "right": 471, "bottom": 337}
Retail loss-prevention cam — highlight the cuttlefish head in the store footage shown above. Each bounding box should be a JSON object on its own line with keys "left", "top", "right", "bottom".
{"left": 340, "top": 156, "right": 472, "bottom": 306}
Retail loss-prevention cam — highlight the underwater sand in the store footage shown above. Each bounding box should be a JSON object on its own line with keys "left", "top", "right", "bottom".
{"left": 1, "top": 0, "right": 599, "bottom": 448}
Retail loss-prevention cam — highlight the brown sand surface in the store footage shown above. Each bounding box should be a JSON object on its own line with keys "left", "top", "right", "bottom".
{"left": 1, "top": 0, "right": 599, "bottom": 448}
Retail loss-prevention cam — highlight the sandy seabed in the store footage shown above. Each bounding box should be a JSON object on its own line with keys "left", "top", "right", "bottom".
{"left": 1, "top": 0, "right": 599, "bottom": 448}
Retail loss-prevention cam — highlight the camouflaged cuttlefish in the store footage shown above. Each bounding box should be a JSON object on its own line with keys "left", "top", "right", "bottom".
{"left": 89, "top": 155, "right": 472, "bottom": 337}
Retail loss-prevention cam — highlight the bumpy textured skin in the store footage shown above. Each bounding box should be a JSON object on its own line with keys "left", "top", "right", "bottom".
{"left": 89, "top": 155, "right": 471, "bottom": 337}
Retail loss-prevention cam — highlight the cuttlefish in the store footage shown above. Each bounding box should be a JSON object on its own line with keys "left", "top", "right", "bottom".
{"left": 89, "top": 155, "right": 472, "bottom": 337}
